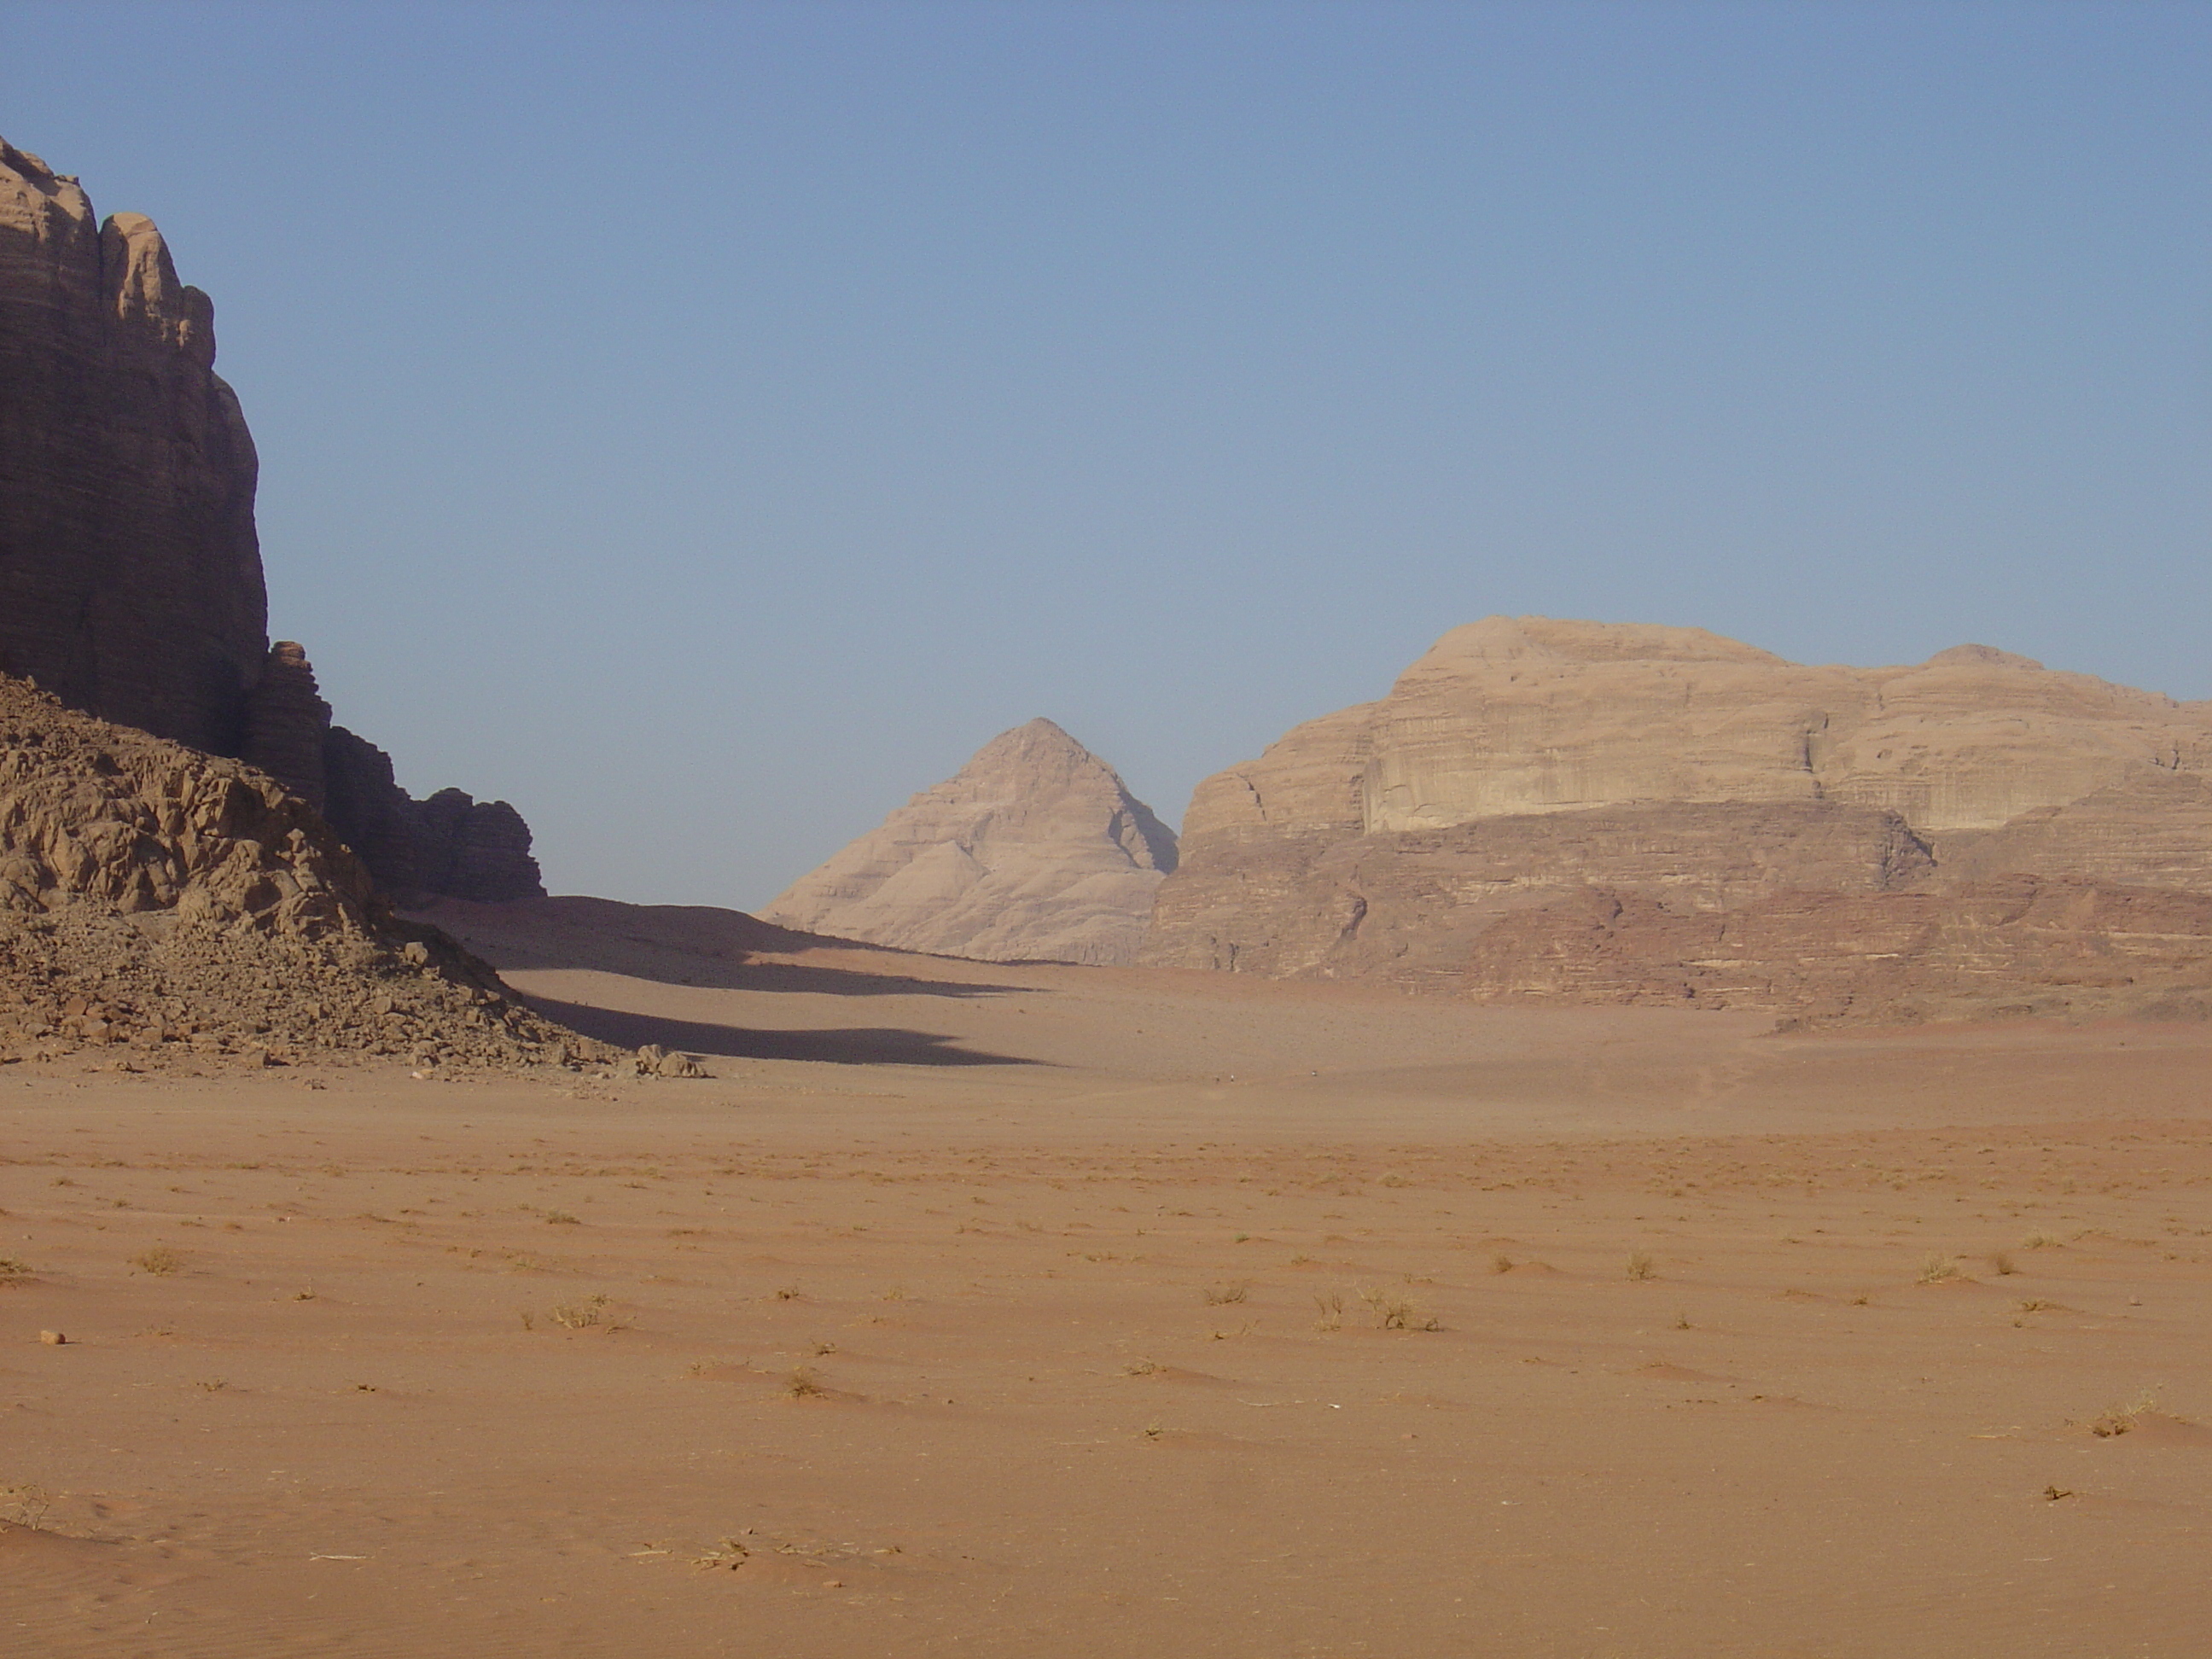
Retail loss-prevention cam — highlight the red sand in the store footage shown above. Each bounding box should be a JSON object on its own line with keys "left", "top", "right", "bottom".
{"left": 4, "top": 906, "right": 2209, "bottom": 1656}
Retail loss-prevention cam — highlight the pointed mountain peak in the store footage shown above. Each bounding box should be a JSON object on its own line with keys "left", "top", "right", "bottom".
{"left": 761, "top": 723, "right": 1177, "bottom": 964}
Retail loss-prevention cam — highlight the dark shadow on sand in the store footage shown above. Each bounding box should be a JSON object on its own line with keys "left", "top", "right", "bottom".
{"left": 526, "top": 996, "right": 1045, "bottom": 1068}
{"left": 422, "top": 899, "right": 1041, "bottom": 1001}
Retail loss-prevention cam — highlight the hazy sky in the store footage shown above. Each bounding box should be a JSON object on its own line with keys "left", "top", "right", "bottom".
{"left": 5, "top": 2, "right": 2206, "bottom": 906}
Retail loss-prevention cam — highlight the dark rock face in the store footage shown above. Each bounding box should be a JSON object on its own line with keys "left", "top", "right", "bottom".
{"left": 322, "top": 725, "right": 426, "bottom": 896}
{"left": 321, "top": 728, "right": 544, "bottom": 905}
{"left": 241, "top": 641, "right": 331, "bottom": 810}
{"left": 0, "top": 139, "right": 267, "bottom": 754}
{"left": 416, "top": 789, "right": 544, "bottom": 903}
{"left": 1, "top": 136, "right": 547, "bottom": 903}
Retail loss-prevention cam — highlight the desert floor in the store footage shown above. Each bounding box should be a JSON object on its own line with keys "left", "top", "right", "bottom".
{"left": 4, "top": 898, "right": 2210, "bottom": 1657}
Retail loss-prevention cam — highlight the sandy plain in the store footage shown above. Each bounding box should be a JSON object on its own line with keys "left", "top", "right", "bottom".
{"left": 4, "top": 897, "right": 2209, "bottom": 1657}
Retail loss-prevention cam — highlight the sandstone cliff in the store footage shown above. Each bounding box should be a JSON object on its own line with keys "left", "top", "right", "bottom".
{"left": 1143, "top": 618, "right": 2212, "bottom": 1022}
{"left": 0, "top": 137, "right": 546, "bottom": 903}
{"left": 0, "top": 675, "right": 597, "bottom": 1066}
{"left": 0, "top": 139, "right": 263, "bottom": 754}
{"left": 763, "top": 719, "right": 1176, "bottom": 964}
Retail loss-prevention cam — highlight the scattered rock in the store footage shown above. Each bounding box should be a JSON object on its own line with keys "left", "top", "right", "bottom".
{"left": 38, "top": 1330, "right": 63, "bottom": 1345}
{"left": 635, "top": 1044, "right": 710, "bottom": 1080}
{"left": 0, "top": 674, "right": 608, "bottom": 1068}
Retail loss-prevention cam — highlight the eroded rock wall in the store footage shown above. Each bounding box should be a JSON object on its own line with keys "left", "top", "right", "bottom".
{"left": 0, "top": 140, "right": 265, "bottom": 753}
{"left": 1455, "top": 877, "right": 2212, "bottom": 1026}
{"left": 1144, "top": 800, "right": 1935, "bottom": 984}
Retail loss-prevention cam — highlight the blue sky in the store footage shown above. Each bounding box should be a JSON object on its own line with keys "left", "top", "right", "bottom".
{"left": 5, "top": 1, "right": 2206, "bottom": 905}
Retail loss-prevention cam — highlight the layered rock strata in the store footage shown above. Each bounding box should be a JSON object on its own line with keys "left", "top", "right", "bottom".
{"left": 1143, "top": 617, "right": 2212, "bottom": 1022}
{"left": 1144, "top": 800, "right": 1936, "bottom": 986}
{"left": 0, "top": 675, "right": 599, "bottom": 1066}
{"left": 763, "top": 719, "right": 1177, "bottom": 964}
{"left": 1458, "top": 877, "right": 2212, "bottom": 1027}
{"left": 0, "top": 137, "right": 544, "bottom": 902}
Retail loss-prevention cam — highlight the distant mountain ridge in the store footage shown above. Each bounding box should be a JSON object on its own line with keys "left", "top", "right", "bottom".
{"left": 1141, "top": 616, "right": 2212, "bottom": 1024}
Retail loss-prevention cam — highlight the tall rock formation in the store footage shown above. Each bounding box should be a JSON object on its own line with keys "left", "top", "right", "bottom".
{"left": 1142, "top": 617, "right": 2212, "bottom": 1022}
{"left": 762, "top": 719, "right": 1177, "bottom": 964}
{"left": 0, "top": 138, "right": 264, "bottom": 754}
{"left": 0, "top": 137, "right": 544, "bottom": 903}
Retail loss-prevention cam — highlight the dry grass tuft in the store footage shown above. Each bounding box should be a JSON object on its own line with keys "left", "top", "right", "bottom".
{"left": 0, "top": 1258, "right": 31, "bottom": 1284}
{"left": 1313, "top": 1290, "right": 1345, "bottom": 1331}
{"left": 1359, "top": 1284, "right": 1440, "bottom": 1331}
{"left": 1202, "top": 1283, "right": 1249, "bottom": 1306}
{"left": 1626, "top": 1250, "right": 1656, "bottom": 1283}
{"left": 131, "top": 1245, "right": 182, "bottom": 1277}
{"left": 2087, "top": 1388, "right": 2161, "bottom": 1438}
{"left": 1917, "top": 1254, "right": 1962, "bottom": 1284}
{"left": 549, "top": 1295, "right": 609, "bottom": 1330}
{"left": 543, "top": 1211, "right": 581, "bottom": 1225}
{"left": 1990, "top": 1251, "right": 2017, "bottom": 1276}
{"left": 785, "top": 1366, "right": 824, "bottom": 1399}
{"left": 2023, "top": 1233, "right": 2064, "bottom": 1249}
{"left": 691, "top": 1536, "right": 751, "bottom": 1570}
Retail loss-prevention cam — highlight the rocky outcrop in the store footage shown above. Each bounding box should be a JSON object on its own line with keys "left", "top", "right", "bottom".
{"left": 412, "top": 788, "right": 544, "bottom": 902}
{"left": 763, "top": 719, "right": 1177, "bottom": 964}
{"left": 1144, "top": 618, "right": 2212, "bottom": 1022}
{"left": 0, "top": 137, "right": 547, "bottom": 902}
{"left": 1144, "top": 800, "right": 1936, "bottom": 986}
{"left": 240, "top": 641, "right": 332, "bottom": 809}
{"left": 1456, "top": 877, "right": 2212, "bottom": 1026}
{"left": 0, "top": 139, "right": 265, "bottom": 754}
{"left": 0, "top": 674, "right": 599, "bottom": 1066}
{"left": 319, "top": 726, "right": 544, "bottom": 904}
